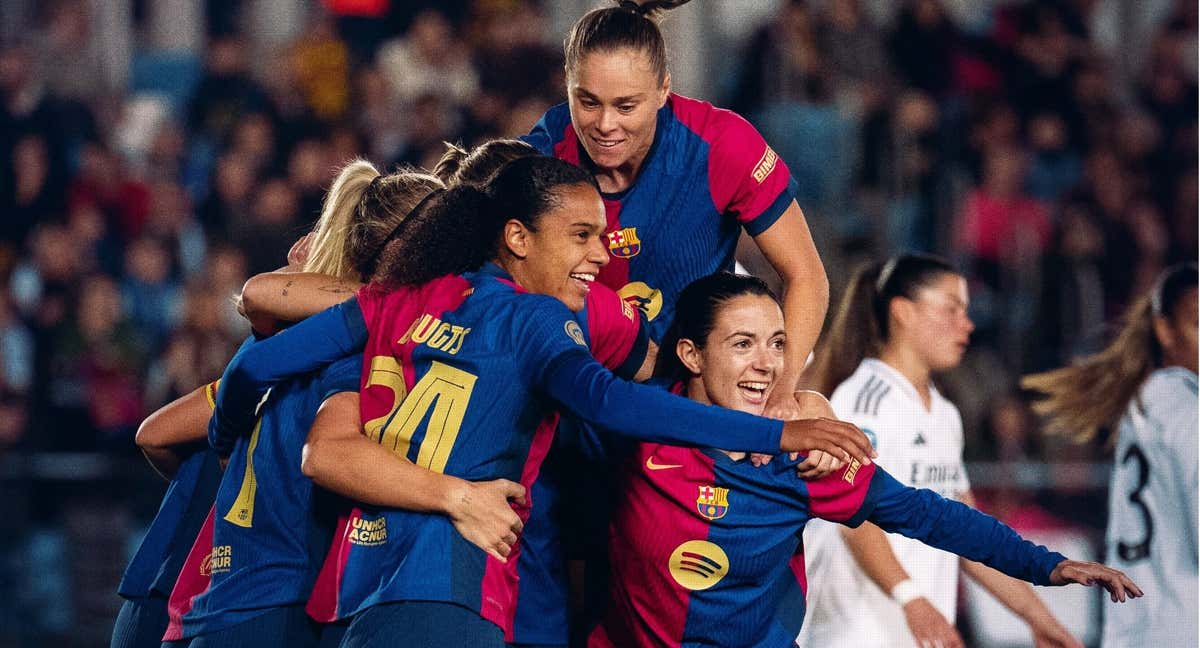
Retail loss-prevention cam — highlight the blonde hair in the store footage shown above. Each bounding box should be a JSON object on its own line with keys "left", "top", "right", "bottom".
{"left": 303, "top": 159, "right": 443, "bottom": 281}
{"left": 1021, "top": 296, "right": 1159, "bottom": 445}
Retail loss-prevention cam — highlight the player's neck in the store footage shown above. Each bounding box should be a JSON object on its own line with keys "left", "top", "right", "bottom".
{"left": 877, "top": 346, "right": 933, "bottom": 411}
{"left": 593, "top": 162, "right": 642, "bottom": 194}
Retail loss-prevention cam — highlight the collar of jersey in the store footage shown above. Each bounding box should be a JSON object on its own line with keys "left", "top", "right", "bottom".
{"left": 578, "top": 98, "right": 672, "bottom": 202}
{"left": 473, "top": 262, "right": 526, "bottom": 293}
{"left": 861, "top": 357, "right": 938, "bottom": 412}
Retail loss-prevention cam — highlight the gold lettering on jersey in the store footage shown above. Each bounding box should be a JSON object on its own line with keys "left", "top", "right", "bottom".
{"left": 201, "top": 545, "right": 232, "bottom": 576}
{"left": 668, "top": 540, "right": 729, "bottom": 591}
{"left": 752, "top": 146, "right": 779, "bottom": 184}
{"left": 398, "top": 314, "right": 471, "bottom": 355}
{"left": 842, "top": 458, "right": 862, "bottom": 484}
{"left": 348, "top": 515, "right": 389, "bottom": 546}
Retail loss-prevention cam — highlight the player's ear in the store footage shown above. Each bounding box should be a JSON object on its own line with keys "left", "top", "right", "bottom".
{"left": 658, "top": 72, "right": 671, "bottom": 107}
{"left": 676, "top": 337, "right": 703, "bottom": 375}
{"left": 1152, "top": 314, "right": 1175, "bottom": 351}
{"left": 503, "top": 219, "right": 530, "bottom": 259}
{"left": 888, "top": 296, "right": 913, "bottom": 333}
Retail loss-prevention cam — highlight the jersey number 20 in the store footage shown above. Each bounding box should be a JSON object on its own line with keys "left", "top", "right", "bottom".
{"left": 363, "top": 356, "right": 478, "bottom": 473}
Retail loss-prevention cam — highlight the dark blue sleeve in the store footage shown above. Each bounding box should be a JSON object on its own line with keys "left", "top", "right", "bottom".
{"left": 541, "top": 350, "right": 783, "bottom": 453}
{"left": 519, "top": 102, "right": 569, "bottom": 155}
{"left": 208, "top": 298, "right": 368, "bottom": 456}
{"left": 854, "top": 468, "right": 1067, "bottom": 586}
{"left": 612, "top": 310, "right": 651, "bottom": 381}
{"left": 317, "top": 354, "right": 364, "bottom": 402}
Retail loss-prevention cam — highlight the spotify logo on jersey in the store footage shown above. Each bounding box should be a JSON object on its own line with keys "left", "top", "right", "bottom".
{"left": 668, "top": 540, "right": 729, "bottom": 591}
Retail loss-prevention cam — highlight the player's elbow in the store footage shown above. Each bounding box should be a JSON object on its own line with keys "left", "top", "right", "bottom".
{"left": 301, "top": 439, "right": 334, "bottom": 483}
{"left": 240, "top": 275, "right": 281, "bottom": 335}
{"left": 135, "top": 409, "right": 172, "bottom": 450}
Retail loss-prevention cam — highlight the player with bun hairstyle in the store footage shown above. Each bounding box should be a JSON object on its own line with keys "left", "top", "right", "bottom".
{"left": 206, "top": 156, "right": 874, "bottom": 648}
{"left": 526, "top": 0, "right": 831, "bottom": 425}
{"left": 1023, "top": 263, "right": 1198, "bottom": 647}
{"left": 572, "top": 272, "right": 1140, "bottom": 648}
{"left": 799, "top": 255, "right": 1082, "bottom": 648}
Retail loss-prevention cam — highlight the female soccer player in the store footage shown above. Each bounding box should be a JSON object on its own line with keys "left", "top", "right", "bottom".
{"left": 206, "top": 156, "right": 874, "bottom": 648}
{"left": 111, "top": 382, "right": 223, "bottom": 648}
{"left": 1023, "top": 263, "right": 1198, "bottom": 648}
{"left": 798, "top": 255, "right": 1082, "bottom": 648}
{"left": 587, "top": 272, "right": 1139, "bottom": 648}
{"left": 157, "top": 164, "right": 519, "bottom": 648}
{"left": 525, "top": 0, "right": 828, "bottom": 420}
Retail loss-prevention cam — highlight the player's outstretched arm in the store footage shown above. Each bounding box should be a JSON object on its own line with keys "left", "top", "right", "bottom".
{"left": 539, "top": 346, "right": 874, "bottom": 463}
{"left": 863, "top": 471, "right": 1142, "bottom": 598}
{"left": 240, "top": 271, "right": 361, "bottom": 336}
{"left": 302, "top": 392, "right": 526, "bottom": 563}
{"left": 136, "top": 382, "right": 217, "bottom": 479}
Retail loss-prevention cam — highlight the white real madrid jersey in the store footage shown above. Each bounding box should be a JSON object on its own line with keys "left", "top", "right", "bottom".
{"left": 798, "top": 358, "right": 970, "bottom": 648}
{"left": 1101, "top": 367, "right": 1198, "bottom": 648}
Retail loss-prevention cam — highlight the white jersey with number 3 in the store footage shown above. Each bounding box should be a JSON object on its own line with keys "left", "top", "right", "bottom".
{"left": 1101, "top": 367, "right": 1198, "bottom": 647}
{"left": 798, "top": 358, "right": 970, "bottom": 648}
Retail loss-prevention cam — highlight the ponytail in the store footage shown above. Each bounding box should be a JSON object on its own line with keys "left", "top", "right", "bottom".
{"left": 1022, "top": 263, "right": 1198, "bottom": 445}
{"left": 808, "top": 263, "right": 886, "bottom": 397}
{"left": 808, "top": 253, "right": 957, "bottom": 396}
{"left": 432, "top": 139, "right": 540, "bottom": 188}
{"left": 304, "top": 159, "right": 443, "bottom": 281}
{"left": 564, "top": 0, "right": 693, "bottom": 83}
{"left": 372, "top": 186, "right": 495, "bottom": 288}
{"left": 304, "top": 160, "right": 378, "bottom": 280}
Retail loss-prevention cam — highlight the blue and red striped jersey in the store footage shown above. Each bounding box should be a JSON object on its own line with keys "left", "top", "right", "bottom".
{"left": 163, "top": 353, "right": 360, "bottom": 640}
{"left": 589, "top": 384, "right": 1067, "bottom": 648}
{"left": 525, "top": 94, "right": 795, "bottom": 342}
{"left": 117, "top": 380, "right": 222, "bottom": 601}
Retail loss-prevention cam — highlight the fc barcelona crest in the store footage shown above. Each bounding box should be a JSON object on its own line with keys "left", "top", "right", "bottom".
{"left": 696, "top": 485, "right": 729, "bottom": 520}
{"left": 607, "top": 227, "right": 642, "bottom": 258}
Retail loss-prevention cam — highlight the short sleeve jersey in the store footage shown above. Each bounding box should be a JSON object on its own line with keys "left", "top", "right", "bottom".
{"left": 799, "top": 358, "right": 970, "bottom": 648}
{"left": 304, "top": 266, "right": 616, "bottom": 639}
{"left": 163, "top": 356, "right": 361, "bottom": 640}
{"left": 1102, "top": 367, "right": 1198, "bottom": 647}
{"left": 117, "top": 379, "right": 222, "bottom": 601}
{"left": 525, "top": 94, "right": 796, "bottom": 342}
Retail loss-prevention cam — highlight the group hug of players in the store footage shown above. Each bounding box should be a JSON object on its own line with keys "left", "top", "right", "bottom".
{"left": 113, "top": 2, "right": 1200, "bottom": 648}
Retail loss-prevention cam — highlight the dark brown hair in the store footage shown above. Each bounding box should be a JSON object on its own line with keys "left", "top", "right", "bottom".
{"left": 564, "top": 0, "right": 693, "bottom": 83}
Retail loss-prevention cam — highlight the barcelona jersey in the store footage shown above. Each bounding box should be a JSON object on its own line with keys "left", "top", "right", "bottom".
{"left": 589, "top": 383, "right": 1067, "bottom": 648}
{"left": 117, "top": 379, "right": 222, "bottom": 602}
{"left": 163, "top": 353, "right": 360, "bottom": 640}
{"left": 525, "top": 93, "right": 796, "bottom": 341}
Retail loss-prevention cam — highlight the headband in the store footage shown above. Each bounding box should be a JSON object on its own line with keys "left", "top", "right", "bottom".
{"left": 875, "top": 257, "right": 900, "bottom": 295}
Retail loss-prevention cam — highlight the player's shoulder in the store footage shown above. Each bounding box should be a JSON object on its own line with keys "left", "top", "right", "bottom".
{"left": 830, "top": 360, "right": 902, "bottom": 420}
{"left": 529, "top": 102, "right": 573, "bottom": 142}
{"left": 669, "top": 94, "right": 758, "bottom": 140}
{"left": 1140, "top": 367, "right": 1198, "bottom": 438}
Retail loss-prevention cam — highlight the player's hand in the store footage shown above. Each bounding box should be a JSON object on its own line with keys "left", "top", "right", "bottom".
{"left": 1048, "top": 560, "right": 1143, "bottom": 602}
{"left": 796, "top": 449, "right": 844, "bottom": 479}
{"left": 763, "top": 388, "right": 803, "bottom": 420}
{"left": 780, "top": 418, "right": 875, "bottom": 466}
{"left": 902, "top": 597, "right": 964, "bottom": 648}
{"left": 446, "top": 478, "right": 527, "bottom": 563}
{"left": 286, "top": 232, "right": 314, "bottom": 270}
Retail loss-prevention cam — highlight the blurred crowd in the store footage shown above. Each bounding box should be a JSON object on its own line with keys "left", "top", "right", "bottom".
{"left": 0, "top": 0, "right": 1195, "bottom": 497}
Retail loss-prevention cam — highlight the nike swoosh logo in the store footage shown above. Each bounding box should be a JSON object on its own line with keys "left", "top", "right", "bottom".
{"left": 646, "top": 456, "right": 683, "bottom": 471}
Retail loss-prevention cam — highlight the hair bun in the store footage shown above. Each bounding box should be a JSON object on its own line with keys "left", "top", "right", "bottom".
{"left": 617, "top": 0, "right": 644, "bottom": 14}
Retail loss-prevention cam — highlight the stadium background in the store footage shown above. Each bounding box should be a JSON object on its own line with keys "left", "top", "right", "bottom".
{"left": 0, "top": 0, "right": 1193, "bottom": 645}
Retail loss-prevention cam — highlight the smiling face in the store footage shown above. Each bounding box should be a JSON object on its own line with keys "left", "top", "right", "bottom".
{"left": 567, "top": 48, "right": 669, "bottom": 177}
{"left": 677, "top": 294, "right": 786, "bottom": 416}
{"left": 507, "top": 182, "right": 609, "bottom": 312}
{"left": 895, "top": 273, "right": 975, "bottom": 372}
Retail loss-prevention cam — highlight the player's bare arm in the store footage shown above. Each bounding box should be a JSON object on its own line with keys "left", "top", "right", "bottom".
{"left": 302, "top": 391, "right": 526, "bottom": 562}
{"left": 136, "top": 383, "right": 218, "bottom": 480}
